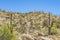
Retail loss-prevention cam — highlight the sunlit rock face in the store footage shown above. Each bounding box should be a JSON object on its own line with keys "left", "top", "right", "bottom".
{"left": 0, "top": 11, "right": 60, "bottom": 40}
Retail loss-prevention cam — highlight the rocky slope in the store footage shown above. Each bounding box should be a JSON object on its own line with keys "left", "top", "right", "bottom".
{"left": 0, "top": 10, "right": 60, "bottom": 40}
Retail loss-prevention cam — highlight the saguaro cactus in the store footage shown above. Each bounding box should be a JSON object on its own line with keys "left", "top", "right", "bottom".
{"left": 48, "top": 13, "right": 51, "bottom": 35}
{"left": 48, "top": 13, "right": 54, "bottom": 35}
{"left": 10, "top": 13, "right": 13, "bottom": 34}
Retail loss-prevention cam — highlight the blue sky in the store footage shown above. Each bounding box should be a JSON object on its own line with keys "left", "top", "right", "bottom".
{"left": 0, "top": 0, "right": 60, "bottom": 16}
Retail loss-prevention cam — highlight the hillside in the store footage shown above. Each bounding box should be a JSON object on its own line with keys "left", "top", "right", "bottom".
{"left": 0, "top": 10, "right": 60, "bottom": 40}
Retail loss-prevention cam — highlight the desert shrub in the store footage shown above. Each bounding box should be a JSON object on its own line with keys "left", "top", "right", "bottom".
{"left": 35, "top": 26, "right": 40, "bottom": 30}
{"left": 0, "top": 22, "right": 16, "bottom": 40}
{"left": 55, "top": 21, "right": 60, "bottom": 28}
{"left": 18, "top": 26, "right": 27, "bottom": 34}
{"left": 51, "top": 26, "right": 57, "bottom": 35}
{"left": 35, "top": 23, "right": 41, "bottom": 30}
{"left": 43, "top": 27, "right": 48, "bottom": 34}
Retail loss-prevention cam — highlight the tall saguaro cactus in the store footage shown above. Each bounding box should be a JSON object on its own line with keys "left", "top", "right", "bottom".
{"left": 48, "top": 13, "right": 51, "bottom": 35}
{"left": 48, "top": 13, "right": 54, "bottom": 35}
{"left": 10, "top": 13, "right": 13, "bottom": 34}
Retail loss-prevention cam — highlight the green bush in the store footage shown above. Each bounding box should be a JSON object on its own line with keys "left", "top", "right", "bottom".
{"left": 51, "top": 26, "right": 57, "bottom": 34}
{"left": 18, "top": 26, "right": 27, "bottom": 34}
{"left": 55, "top": 21, "right": 60, "bottom": 28}
{"left": 0, "top": 22, "right": 16, "bottom": 40}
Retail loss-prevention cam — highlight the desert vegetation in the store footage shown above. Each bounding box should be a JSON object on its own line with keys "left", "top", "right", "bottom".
{"left": 0, "top": 10, "right": 60, "bottom": 40}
